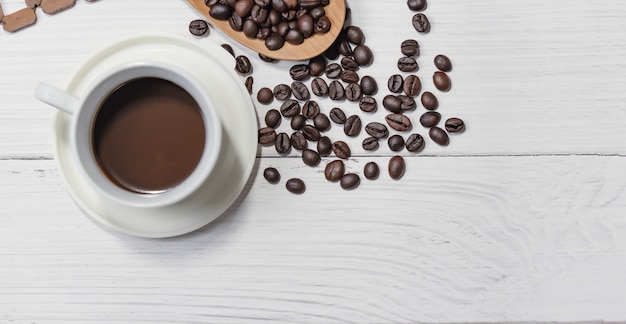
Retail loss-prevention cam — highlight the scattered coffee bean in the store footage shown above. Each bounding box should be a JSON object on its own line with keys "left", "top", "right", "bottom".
{"left": 340, "top": 57, "right": 359, "bottom": 71}
{"left": 402, "top": 75, "right": 421, "bottom": 97}
{"left": 329, "top": 80, "right": 345, "bottom": 100}
{"left": 388, "top": 156, "right": 406, "bottom": 180}
{"left": 291, "top": 131, "right": 308, "bottom": 150}
{"left": 263, "top": 167, "right": 281, "bottom": 184}
{"left": 353, "top": 45, "right": 374, "bottom": 67}
{"left": 344, "top": 115, "right": 362, "bottom": 137}
{"left": 309, "top": 55, "right": 327, "bottom": 76}
{"left": 388, "top": 135, "right": 405, "bottom": 152}
{"left": 445, "top": 117, "right": 465, "bottom": 133}
{"left": 325, "top": 160, "right": 345, "bottom": 182}
{"left": 365, "top": 122, "right": 389, "bottom": 139}
{"left": 189, "top": 19, "right": 209, "bottom": 36}
{"left": 359, "top": 96, "right": 377, "bottom": 112}
{"left": 338, "top": 40, "right": 353, "bottom": 57}
{"left": 401, "top": 39, "right": 420, "bottom": 56}
{"left": 311, "top": 77, "right": 329, "bottom": 97}
{"left": 345, "top": 25, "right": 365, "bottom": 45}
{"left": 433, "top": 71, "right": 451, "bottom": 92}
{"left": 235, "top": 55, "right": 252, "bottom": 75}
{"left": 258, "top": 127, "right": 277, "bottom": 145}
{"left": 329, "top": 107, "right": 347, "bottom": 124}
{"left": 398, "top": 95, "right": 417, "bottom": 111}
{"left": 340, "top": 70, "right": 360, "bottom": 84}
{"left": 265, "top": 109, "right": 282, "bottom": 128}
{"left": 302, "top": 100, "right": 320, "bottom": 119}
{"left": 302, "top": 124, "right": 321, "bottom": 141}
{"left": 280, "top": 99, "right": 301, "bottom": 117}
{"left": 302, "top": 148, "right": 321, "bottom": 167}
{"left": 382, "top": 95, "right": 403, "bottom": 113}
{"left": 221, "top": 43, "right": 235, "bottom": 57}
{"left": 385, "top": 113, "right": 412, "bottom": 131}
{"left": 325, "top": 63, "right": 343, "bottom": 79}
{"left": 397, "top": 56, "right": 419, "bottom": 72}
{"left": 405, "top": 133, "right": 425, "bottom": 152}
{"left": 317, "top": 136, "right": 332, "bottom": 156}
{"left": 420, "top": 111, "right": 441, "bottom": 128}
{"left": 363, "top": 162, "right": 380, "bottom": 180}
{"left": 434, "top": 54, "right": 452, "bottom": 72}
{"left": 429, "top": 126, "right": 450, "bottom": 146}
{"left": 291, "top": 81, "right": 311, "bottom": 100}
{"left": 275, "top": 132, "right": 291, "bottom": 153}
{"left": 286, "top": 178, "right": 306, "bottom": 194}
{"left": 421, "top": 91, "right": 438, "bottom": 110}
{"left": 407, "top": 0, "right": 427, "bottom": 11}
{"left": 273, "top": 84, "right": 292, "bottom": 100}
{"left": 412, "top": 13, "right": 430, "bottom": 33}
{"left": 345, "top": 83, "right": 363, "bottom": 101}
{"left": 360, "top": 75, "right": 378, "bottom": 95}
{"left": 291, "top": 114, "right": 306, "bottom": 130}
{"left": 245, "top": 76, "right": 254, "bottom": 94}
{"left": 340, "top": 173, "right": 361, "bottom": 190}
{"left": 259, "top": 53, "right": 276, "bottom": 62}
{"left": 257, "top": 87, "right": 274, "bottom": 104}
{"left": 332, "top": 141, "right": 351, "bottom": 159}
{"left": 290, "top": 64, "right": 310, "bottom": 81}
{"left": 362, "top": 137, "right": 380, "bottom": 151}
{"left": 313, "top": 113, "right": 331, "bottom": 132}
{"left": 388, "top": 74, "right": 404, "bottom": 93}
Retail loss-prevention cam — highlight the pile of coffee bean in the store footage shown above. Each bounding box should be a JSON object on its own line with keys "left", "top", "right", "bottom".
{"left": 1, "top": 0, "right": 96, "bottom": 33}
{"left": 203, "top": 0, "right": 332, "bottom": 51}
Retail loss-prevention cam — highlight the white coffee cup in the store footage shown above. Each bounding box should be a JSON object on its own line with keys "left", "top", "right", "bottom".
{"left": 35, "top": 61, "right": 222, "bottom": 208}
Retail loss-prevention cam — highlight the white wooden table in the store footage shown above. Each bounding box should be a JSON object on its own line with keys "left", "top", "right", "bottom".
{"left": 2, "top": 0, "right": 626, "bottom": 322}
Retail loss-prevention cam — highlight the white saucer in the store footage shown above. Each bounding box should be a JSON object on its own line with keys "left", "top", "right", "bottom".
{"left": 52, "top": 34, "right": 258, "bottom": 238}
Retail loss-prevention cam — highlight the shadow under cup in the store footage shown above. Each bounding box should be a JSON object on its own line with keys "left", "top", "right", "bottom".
{"left": 73, "top": 64, "right": 221, "bottom": 208}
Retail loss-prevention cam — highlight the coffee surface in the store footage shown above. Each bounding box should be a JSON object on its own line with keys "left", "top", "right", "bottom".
{"left": 93, "top": 77, "right": 206, "bottom": 194}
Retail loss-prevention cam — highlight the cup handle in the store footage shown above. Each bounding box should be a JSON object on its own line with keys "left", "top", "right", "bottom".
{"left": 34, "top": 82, "right": 79, "bottom": 115}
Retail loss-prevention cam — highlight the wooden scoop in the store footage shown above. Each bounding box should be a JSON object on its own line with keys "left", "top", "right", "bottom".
{"left": 186, "top": 0, "right": 346, "bottom": 61}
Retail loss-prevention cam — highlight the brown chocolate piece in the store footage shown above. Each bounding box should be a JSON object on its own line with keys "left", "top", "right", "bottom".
{"left": 2, "top": 8, "right": 37, "bottom": 33}
{"left": 40, "top": 0, "right": 76, "bottom": 14}
{"left": 25, "top": 0, "right": 43, "bottom": 8}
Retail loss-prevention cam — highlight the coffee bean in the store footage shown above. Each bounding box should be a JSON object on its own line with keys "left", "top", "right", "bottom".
{"left": 258, "top": 127, "right": 277, "bottom": 144}
{"left": 324, "top": 160, "right": 345, "bottom": 182}
{"left": 359, "top": 96, "right": 377, "bottom": 112}
{"left": 310, "top": 6, "right": 326, "bottom": 20}
{"left": 302, "top": 124, "right": 321, "bottom": 141}
{"left": 245, "top": 76, "right": 254, "bottom": 94}
{"left": 400, "top": 39, "right": 419, "bottom": 56}
{"left": 385, "top": 114, "right": 412, "bottom": 131}
{"left": 311, "top": 77, "right": 329, "bottom": 97}
{"left": 265, "top": 109, "right": 282, "bottom": 128}
{"left": 332, "top": 141, "right": 351, "bottom": 159}
{"left": 290, "top": 64, "right": 310, "bottom": 81}
{"left": 388, "top": 156, "right": 406, "bottom": 180}
{"left": 344, "top": 115, "right": 362, "bottom": 137}
{"left": 329, "top": 107, "right": 346, "bottom": 124}
{"left": 317, "top": 136, "right": 332, "bottom": 156}
{"left": 338, "top": 40, "right": 353, "bottom": 57}
{"left": 340, "top": 173, "right": 360, "bottom": 190}
{"left": 325, "top": 38, "right": 341, "bottom": 60}
{"left": 403, "top": 75, "right": 421, "bottom": 97}
{"left": 353, "top": 45, "right": 374, "bottom": 67}
{"left": 340, "top": 70, "right": 360, "bottom": 84}
{"left": 345, "top": 25, "right": 365, "bottom": 45}
{"left": 189, "top": 19, "right": 209, "bottom": 36}
{"left": 235, "top": 55, "right": 253, "bottom": 75}
{"left": 429, "top": 127, "right": 450, "bottom": 146}
{"left": 205, "top": 0, "right": 219, "bottom": 6}
{"left": 209, "top": 3, "right": 232, "bottom": 20}
{"left": 313, "top": 113, "right": 331, "bottom": 132}
{"left": 362, "top": 137, "right": 379, "bottom": 151}
{"left": 309, "top": 55, "right": 327, "bottom": 76}
{"left": 302, "top": 100, "right": 320, "bottom": 119}
{"left": 420, "top": 111, "right": 441, "bottom": 128}
{"left": 291, "top": 81, "right": 311, "bottom": 101}
{"left": 234, "top": 0, "right": 254, "bottom": 17}
{"left": 398, "top": 95, "right": 417, "bottom": 111}
{"left": 421, "top": 91, "right": 438, "bottom": 110}
{"left": 298, "top": 14, "right": 314, "bottom": 38}
{"left": 325, "top": 63, "right": 343, "bottom": 79}
{"left": 265, "top": 34, "right": 286, "bottom": 50}
{"left": 360, "top": 75, "right": 378, "bottom": 95}
{"left": 302, "top": 148, "right": 321, "bottom": 166}
{"left": 263, "top": 167, "right": 281, "bottom": 184}
{"left": 257, "top": 87, "right": 274, "bottom": 104}
{"left": 345, "top": 83, "right": 363, "bottom": 101}
{"left": 329, "top": 81, "right": 345, "bottom": 100}
{"left": 243, "top": 19, "right": 259, "bottom": 38}
{"left": 259, "top": 53, "right": 277, "bottom": 62}
{"left": 388, "top": 74, "right": 404, "bottom": 93}
{"left": 445, "top": 117, "right": 465, "bottom": 133}
{"left": 275, "top": 132, "right": 291, "bottom": 153}
{"left": 383, "top": 95, "right": 403, "bottom": 113}
{"left": 340, "top": 57, "right": 359, "bottom": 71}
{"left": 315, "top": 15, "right": 332, "bottom": 33}
{"left": 407, "top": 0, "right": 427, "bottom": 11}
{"left": 286, "top": 178, "right": 306, "bottom": 194}
{"left": 280, "top": 99, "right": 301, "bottom": 117}
{"left": 405, "top": 133, "right": 425, "bottom": 152}
{"left": 433, "top": 71, "right": 451, "bottom": 92}
{"left": 388, "top": 134, "right": 405, "bottom": 152}
{"left": 397, "top": 56, "right": 419, "bottom": 72}
{"left": 412, "top": 13, "right": 430, "bottom": 33}
{"left": 273, "top": 84, "right": 292, "bottom": 100}
{"left": 221, "top": 43, "right": 235, "bottom": 57}
{"left": 291, "top": 131, "right": 308, "bottom": 150}
{"left": 291, "top": 114, "right": 306, "bottom": 130}
{"left": 365, "top": 122, "right": 389, "bottom": 139}
{"left": 229, "top": 14, "right": 244, "bottom": 31}
{"left": 363, "top": 162, "right": 380, "bottom": 180}
{"left": 434, "top": 54, "right": 452, "bottom": 72}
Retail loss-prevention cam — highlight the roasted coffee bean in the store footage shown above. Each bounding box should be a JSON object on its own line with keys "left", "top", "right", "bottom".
{"left": 383, "top": 95, "right": 403, "bottom": 113}
{"left": 359, "top": 96, "right": 377, "bottom": 112}
{"left": 403, "top": 75, "right": 421, "bottom": 96}
{"left": 332, "top": 141, "right": 351, "bottom": 159}
{"left": 338, "top": 40, "right": 353, "bottom": 57}
{"left": 263, "top": 167, "right": 281, "bottom": 184}
{"left": 329, "top": 81, "right": 345, "bottom": 100}
{"left": 273, "top": 84, "right": 292, "bottom": 100}
{"left": 290, "top": 131, "right": 308, "bottom": 150}
{"left": 245, "top": 76, "right": 254, "bottom": 94}
{"left": 329, "top": 107, "right": 346, "bottom": 124}
{"left": 298, "top": 14, "right": 314, "bottom": 38}
{"left": 385, "top": 113, "right": 412, "bottom": 131}
{"left": 405, "top": 133, "right": 425, "bottom": 152}
{"left": 311, "top": 77, "right": 329, "bottom": 97}
{"left": 429, "top": 127, "right": 450, "bottom": 146}
{"left": 340, "top": 57, "right": 359, "bottom": 71}
{"left": 275, "top": 132, "right": 291, "bottom": 153}
{"left": 189, "top": 19, "right": 209, "bottom": 36}
{"left": 291, "top": 114, "right": 306, "bottom": 130}
{"left": 360, "top": 75, "right": 378, "bottom": 95}
{"left": 434, "top": 54, "right": 452, "bottom": 72}
{"left": 285, "top": 29, "right": 305, "bottom": 44}
{"left": 397, "top": 56, "right": 419, "bottom": 72}
{"left": 257, "top": 87, "right": 274, "bottom": 104}
{"left": 421, "top": 91, "right": 438, "bottom": 110}
{"left": 398, "top": 95, "right": 417, "bottom": 111}
{"left": 286, "top": 178, "right": 306, "bottom": 194}
{"left": 345, "top": 25, "right": 365, "bottom": 45}
{"left": 420, "top": 111, "right": 441, "bottom": 128}
{"left": 235, "top": 55, "right": 252, "bottom": 75}
{"left": 325, "top": 63, "right": 342, "bottom": 79}
{"left": 234, "top": 0, "right": 254, "bottom": 17}
{"left": 340, "top": 173, "right": 360, "bottom": 190}
{"left": 445, "top": 117, "right": 465, "bottom": 133}
{"left": 229, "top": 14, "right": 244, "bottom": 31}
{"left": 388, "top": 156, "right": 406, "bottom": 180}
{"left": 258, "top": 127, "right": 277, "bottom": 144}
{"left": 209, "top": 3, "right": 232, "bottom": 20}
{"left": 363, "top": 162, "right": 380, "bottom": 180}
{"left": 265, "top": 34, "right": 286, "bottom": 50}
{"left": 315, "top": 15, "right": 332, "bottom": 33}
{"left": 302, "top": 100, "right": 320, "bottom": 119}
{"left": 265, "top": 109, "right": 282, "bottom": 128}
{"left": 407, "top": 0, "right": 427, "bottom": 11}
{"left": 221, "top": 43, "right": 235, "bottom": 57}
{"left": 362, "top": 137, "right": 379, "bottom": 151}
{"left": 344, "top": 115, "right": 362, "bottom": 137}
{"left": 400, "top": 39, "right": 419, "bottom": 56}
{"left": 433, "top": 71, "right": 451, "bottom": 91}
{"left": 388, "top": 135, "right": 405, "bottom": 152}
{"left": 290, "top": 64, "right": 310, "bottom": 81}
{"left": 259, "top": 53, "right": 276, "bottom": 62}
{"left": 365, "top": 122, "right": 389, "bottom": 139}
{"left": 302, "top": 124, "right": 321, "bottom": 141}
{"left": 302, "top": 148, "right": 321, "bottom": 167}
{"left": 309, "top": 55, "right": 327, "bottom": 76}
{"left": 345, "top": 83, "right": 362, "bottom": 101}
{"left": 250, "top": 5, "right": 269, "bottom": 24}
{"left": 299, "top": 0, "right": 321, "bottom": 9}
{"left": 313, "top": 113, "right": 331, "bottom": 132}
{"left": 340, "top": 70, "right": 360, "bottom": 84}
{"left": 324, "top": 160, "right": 345, "bottom": 182}
{"left": 280, "top": 99, "right": 301, "bottom": 117}
{"left": 388, "top": 74, "right": 404, "bottom": 93}
{"left": 324, "top": 38, "right": 341, "bottom": 60}
{"left": 206, "top": 0, "right": 220, "bottom": 8}
{"left": 353, "top": 45, "right": 373, "bottom": 67}
{"left": 310, "top": 6, "right": 326, "bottom": 19}
{"left": 412, "top": 13, "right": 430, "bottom": 33}
{"left": 317, "top": 136, "right": 332, "bottom": 156}
{"left": 291, "top": 81, "right": 311, "bottom": 101}
{"left": 243, "top": 19, "right": 259, "bottom": 38}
